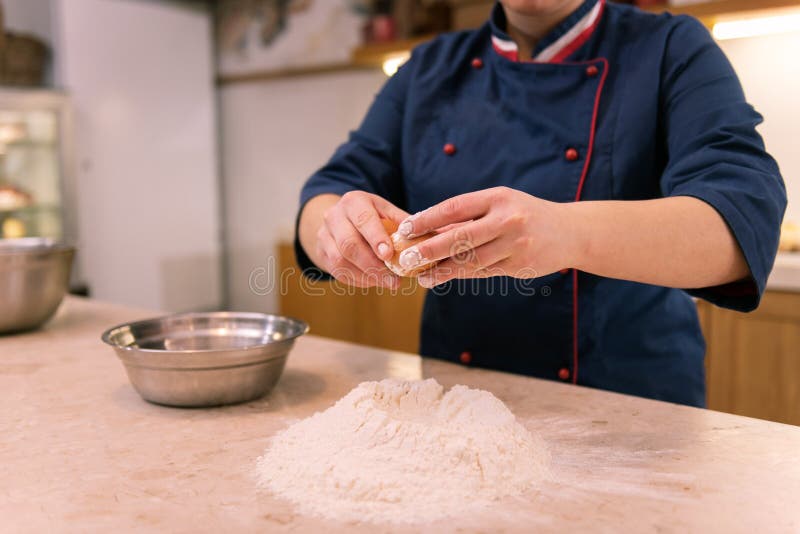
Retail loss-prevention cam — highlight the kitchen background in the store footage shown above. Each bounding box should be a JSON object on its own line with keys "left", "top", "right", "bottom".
{"left": 0, "top": 0, "right": 798, "bottom": 423}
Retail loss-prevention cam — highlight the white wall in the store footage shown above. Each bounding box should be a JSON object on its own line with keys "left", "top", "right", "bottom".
{"left": 219, "top": 70, "right": 385, "bottom": 312}
{"left": 2, "top": 0, "right": 52, "bottom": 42}
{"left": 52, "top": 0, "right": 222, "bottom": 311}
{"left": 720, "top": 31, "right": 800, "bottom": 222}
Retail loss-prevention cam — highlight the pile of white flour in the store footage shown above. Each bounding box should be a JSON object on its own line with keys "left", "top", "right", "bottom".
{"left": 255, "top": 378, "right": 549, "bottom": 524}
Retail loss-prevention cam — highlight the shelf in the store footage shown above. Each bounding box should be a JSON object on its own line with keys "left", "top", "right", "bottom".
{"left": 5, "top": 139, "right": 57, "bottom": 149}
{"left": 0, "top": 203, "right": 60, "bottom": 215}
{"left": 351, "top": 35, "right": 435, "bottom": 68}
{"left": 217, "top": 2, "right": 800, "bottom": 85}
{"left": 216, "top": 63, "right": 373, "bottom": 86}
{"left": 345, "top": 2, "right": 800, "bottom": 71}
{"left": 216, "top": 35, "right": 436, "bottom": 85}
{"left": 644, "top": 0, "right": 800, "bottom": 25}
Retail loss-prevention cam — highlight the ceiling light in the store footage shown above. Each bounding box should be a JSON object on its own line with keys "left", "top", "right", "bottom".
{"left": 713, "top": 12, "right": 800, "bottom": 40}
{"left": 382, "top": 53, "right": 410, "bottom": 77}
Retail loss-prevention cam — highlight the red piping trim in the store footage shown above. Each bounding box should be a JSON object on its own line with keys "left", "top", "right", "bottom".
{"left": 574, "top": 59, "right": 608, "bottom": 200}
{"left": 550, "top": 0, "right": 606, "bottom": 64}
{"left": 571, "top": 57, "right": 609, "bottom": 385}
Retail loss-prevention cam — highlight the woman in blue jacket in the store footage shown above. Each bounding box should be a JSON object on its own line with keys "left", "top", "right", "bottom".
{"left": 294, "top": 0, "right": 787, "bottom": 407}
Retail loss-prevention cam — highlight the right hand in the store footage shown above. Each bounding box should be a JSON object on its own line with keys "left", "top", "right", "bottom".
{"left": 314, "top": 191, "right": 409, "bottom": 288}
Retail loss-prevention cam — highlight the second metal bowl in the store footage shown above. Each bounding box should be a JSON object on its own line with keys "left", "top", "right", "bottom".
{"left": 0, "top": 238, "right": 74, "bottom": 334}
{"left": 102, "top": 312, "right": 309, "bottom": 407}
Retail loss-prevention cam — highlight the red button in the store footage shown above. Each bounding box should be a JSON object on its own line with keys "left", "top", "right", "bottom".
{"left": 558, "top": 368, "right": 570, "bottom": 381}
{"left": 559, "top": 268, "right": 570, "bottom": 275}
{"left": 471, "top": 57, "right": 484, "bottom": 69}
{"left": 443, "top": 143, "right": 457, "bottom": 156}
{"left": 586, "top": 65, "right": 599, "bottom": 77}
{"left": 565, "top": 148, "right": 579, "bottom": 161}
{"left": 460, "top": 351, "right": 472, "bottom": 365}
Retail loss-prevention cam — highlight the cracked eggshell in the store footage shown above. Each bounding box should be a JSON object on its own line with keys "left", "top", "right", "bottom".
{"left": 381, "top": 219, "right": 439, "bottom": 278}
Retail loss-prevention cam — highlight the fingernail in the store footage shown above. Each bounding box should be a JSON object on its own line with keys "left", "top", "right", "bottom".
{"left": 377, "top": 242, "right": 389, "bottom": 258}
{"left": 397, "top": 219, "right": 413, "bottom": 237}
{"left": 399, "top": 246, "right": 424, "bottom": 269}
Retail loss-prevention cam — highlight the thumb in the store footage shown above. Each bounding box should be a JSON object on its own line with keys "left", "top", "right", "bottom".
{"left": 372, "top": 196, "right": 409, "bottom": 225}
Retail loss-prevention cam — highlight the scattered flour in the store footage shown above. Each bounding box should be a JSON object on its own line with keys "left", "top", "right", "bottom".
{"left": 255, "top": 378, "right": 549, "bottom": 524}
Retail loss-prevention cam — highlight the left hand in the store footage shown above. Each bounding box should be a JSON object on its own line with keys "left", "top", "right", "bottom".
{"left": 394, "top": 187, "right": 580, "bottom": 288}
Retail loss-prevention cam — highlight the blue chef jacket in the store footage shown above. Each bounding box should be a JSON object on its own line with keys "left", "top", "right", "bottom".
{"left": 295, "top": 0, "right": 787, "bottom": 407}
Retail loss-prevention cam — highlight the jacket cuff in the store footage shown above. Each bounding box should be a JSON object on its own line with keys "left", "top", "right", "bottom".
{"left": 677, "top": 190, "right": 767, "bottom": 312}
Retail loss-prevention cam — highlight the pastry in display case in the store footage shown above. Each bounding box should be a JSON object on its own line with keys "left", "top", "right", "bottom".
{"left": 0, "top": 183, "right": 32, "bottom": 211}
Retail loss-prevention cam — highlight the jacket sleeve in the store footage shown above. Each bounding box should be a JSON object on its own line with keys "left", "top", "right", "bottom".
{"left": 293, "top": 54, "right": 413, "bottom": 277}
{"left": 658, "top": 16, "right": 787, "bottom": 311}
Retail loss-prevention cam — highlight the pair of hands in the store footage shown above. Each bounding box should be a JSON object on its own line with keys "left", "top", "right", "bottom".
{"left": 313, "top": 187, "right": 579, "bottom": 288}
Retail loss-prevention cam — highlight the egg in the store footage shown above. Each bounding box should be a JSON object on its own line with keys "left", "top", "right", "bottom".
{"left": 381, "top": 218, "right": 439, "bottom": 277}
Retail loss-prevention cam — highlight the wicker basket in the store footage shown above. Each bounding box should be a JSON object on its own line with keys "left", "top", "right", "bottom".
{"left": 0, "top": 31, "right": 48, "bottom": 86}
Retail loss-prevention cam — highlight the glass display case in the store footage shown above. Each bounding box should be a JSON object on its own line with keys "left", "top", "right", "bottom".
{"left": 0, "top": 89, "right": 74, "bottom": 243}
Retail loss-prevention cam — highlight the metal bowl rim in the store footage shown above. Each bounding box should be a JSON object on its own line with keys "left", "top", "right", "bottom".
{"left": 100, "top": 311, "right": 310, "bottom": 355}
{"left": 114, "top": 352, "right": 290, "bottom": 371}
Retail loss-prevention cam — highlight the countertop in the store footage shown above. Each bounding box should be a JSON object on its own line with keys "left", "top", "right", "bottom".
{"left": 2, "top": 297, "right": 800, "bottom": 533}
{"left": 768, "top": 251, "right": 800, "bottom": 291}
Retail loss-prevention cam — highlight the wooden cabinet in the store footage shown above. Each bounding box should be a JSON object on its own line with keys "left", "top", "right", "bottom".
{"left": 700, "top": 291, "right": 800, "bottom": 426}
{"left": 277, "top": 242, "right": 426, "bottom": 354}
{"left": 279, "top": 241, "right": 799, "bottom": 425}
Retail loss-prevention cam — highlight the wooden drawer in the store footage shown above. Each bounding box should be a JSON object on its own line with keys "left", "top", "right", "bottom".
{"left": 277, "top": 242, "right": 426, "bottom": 354}
{"left": 702, "top": 291, "right": 800, "bottom": 426}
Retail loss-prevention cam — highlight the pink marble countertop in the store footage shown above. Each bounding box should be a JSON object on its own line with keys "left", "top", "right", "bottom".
{"left": 2, "top": 297, "right": 799, "bottom": 533}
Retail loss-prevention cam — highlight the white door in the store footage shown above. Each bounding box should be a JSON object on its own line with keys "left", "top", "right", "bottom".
{"left": 52, "top": 0, "right": 222, "bottom": 311}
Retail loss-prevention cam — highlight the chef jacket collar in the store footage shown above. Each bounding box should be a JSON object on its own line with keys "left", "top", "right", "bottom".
{"left": 490, "top": 0, "right": 605, "bottom": 63}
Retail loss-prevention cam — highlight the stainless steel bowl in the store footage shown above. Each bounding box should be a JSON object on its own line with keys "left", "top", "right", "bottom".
{"left": 101, "top": 312, "right": 309, "bottom": 407}
{"left": 0, "top": 238, "right": 75, "bottom": 334}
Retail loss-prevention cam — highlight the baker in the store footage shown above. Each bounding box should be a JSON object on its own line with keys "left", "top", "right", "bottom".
{"left": 294, "top": 0, "right": 786, "bottom": 407}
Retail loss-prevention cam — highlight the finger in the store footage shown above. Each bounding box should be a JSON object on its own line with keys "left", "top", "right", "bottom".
{"left": 397, "top": 189, "right": 498, "bottom": 238}
{"left": 342, "top": 193, "right": 395, "bottom": 261}
{"left": 317, "top": 226, "right": 363, "bottom": 285}
{"left": 318, "top": 225, "right": 383, "bottom": 287}
{"left": 433, "top": 221, "right": 471, "bottom": 234}
{"left": 396, "top": 217, "right": 501, "bottom": 273}
{"left": 371, "top": 194, "right": 409, "bottom": 225}
{"left": 417, "top": 237, "right": 511, "bottom": 288}
{"left": 325, "top": 207, "right": 390, "bottom": 275}
{"left": 330, "top": 258, "right": 377, "bottom": 288}
{"left": 320, "top": 218, "right": 399, "bottom": 288}
{"left": 330, "top": 259, "right": 398, "bottom": 289}
{"left": 323, "top": 243, "right": 389, "bottom": 288}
